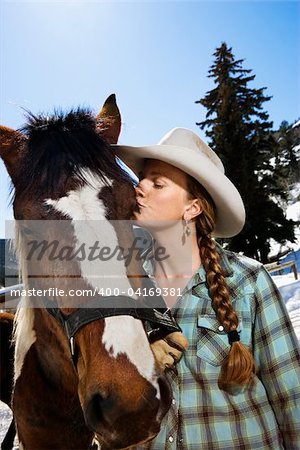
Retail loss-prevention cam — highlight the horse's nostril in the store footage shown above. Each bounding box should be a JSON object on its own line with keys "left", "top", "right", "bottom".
{"left": 85, "top": 393, "right": 115, "bottom": 430}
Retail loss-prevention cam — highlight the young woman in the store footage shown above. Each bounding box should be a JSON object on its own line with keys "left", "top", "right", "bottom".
{"left": 115, "top": 128, "right": 300, "bottom": 450}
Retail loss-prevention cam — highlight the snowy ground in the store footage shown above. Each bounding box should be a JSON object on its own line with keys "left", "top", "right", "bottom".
{"left": 274, "top": 275, "right": 300, "bottom": 341}
{"left": 0, "top": 402, "right": 17, "bottom": 449}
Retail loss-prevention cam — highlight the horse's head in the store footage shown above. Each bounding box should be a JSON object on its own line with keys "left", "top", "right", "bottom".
{"left": 0, "top": 95, "right": 171, "bottom": 449}
{"left": 1, "top": 95, "right": 137, "bottom": 222}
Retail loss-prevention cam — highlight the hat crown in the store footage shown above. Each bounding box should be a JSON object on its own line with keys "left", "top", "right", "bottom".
{"left": 158, "top": 127, "right": 224, "bottom": 173}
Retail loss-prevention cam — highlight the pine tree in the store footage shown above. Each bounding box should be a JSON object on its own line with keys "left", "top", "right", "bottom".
{"left": 275, "top": 120, "right": 300, "bottom": 187}
{"left": 196, "top": 43, "right": 295, "bottom": 262}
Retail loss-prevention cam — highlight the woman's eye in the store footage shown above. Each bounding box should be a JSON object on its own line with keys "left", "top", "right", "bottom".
{"left": 154, "top": 183, "right": 163, "bottom": 189}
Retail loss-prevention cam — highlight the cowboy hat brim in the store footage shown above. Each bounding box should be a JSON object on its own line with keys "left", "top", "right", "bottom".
{"left": 113, "top": 143, "right": 245, "bottom": 238}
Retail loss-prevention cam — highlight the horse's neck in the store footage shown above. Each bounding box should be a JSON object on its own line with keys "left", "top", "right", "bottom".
{"left": 33, "top": 309, "right": 77, "bottom": 388}
{"left": 13, "top": 338, "right": 92, "bottom": 450}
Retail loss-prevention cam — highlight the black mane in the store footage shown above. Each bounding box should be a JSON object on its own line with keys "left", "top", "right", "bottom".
{"left": 16, "top": 108, "right": 130, "bottom": 196}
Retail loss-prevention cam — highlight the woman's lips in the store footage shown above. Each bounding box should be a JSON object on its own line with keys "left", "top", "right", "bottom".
{"left": 132, "top": 201, "right": 147, "bottom": 217}
{"left": 133, "top": 202, "right": 143, "bottom": 214}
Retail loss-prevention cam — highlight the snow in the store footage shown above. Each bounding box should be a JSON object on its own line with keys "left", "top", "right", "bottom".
{"left": 286, "top": 201, "right": 300, "bottom": 221}
{"left": 282, "top": 282, "right": 300, "bottom": 341}
{"left": 272, "top": 272, "right": 299, "bottom": 288}
{"left": 268, "top": 238, "right": 299, "bottom": 259}
{"left": 289, "top": 182, "right": 300, "bottom": 200}
{"left": 0, "top": 402, "right": 17, "bottom": 449}
{"left": 292, "top": 119, "right": 300, "bottom": 129}
{"left": 258, "top": 170, "right": 299, "bottom": 339}
{"left": 272, "top": 273, "right": 300, "bottom": 342}
{"left": 268, "top": 183, "right": 300, "bottom": 258}
{"left": 286, "top": 183, "right": 300, "bottom": 224}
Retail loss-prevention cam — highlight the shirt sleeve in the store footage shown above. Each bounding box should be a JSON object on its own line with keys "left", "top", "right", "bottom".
{"left": 253, "top": 266, "right": 300, "bottom": 449}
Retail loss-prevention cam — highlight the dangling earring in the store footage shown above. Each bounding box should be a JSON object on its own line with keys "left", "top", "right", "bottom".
{"left": 182, "top": 219, "right": 191, "bottom": 245}
{"left": 185, "top": 219, "right": 191, "bottom": 237}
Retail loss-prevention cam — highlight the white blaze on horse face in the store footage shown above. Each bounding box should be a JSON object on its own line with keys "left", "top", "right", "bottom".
{"left": 102, "top": 316, "right": 160, "bottom": 398}
{"left": 45, "top": 169, "right": 136, "bottom": 297}
{"left": 45, "top": 169, "right": 108, "bottom": 221}
{"left": 45, "top": 171, "right": 159, "bottom": 393}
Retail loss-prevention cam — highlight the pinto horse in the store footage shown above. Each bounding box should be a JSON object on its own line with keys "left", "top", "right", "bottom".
{"left": 0, "top": 95, "right": 178, "bottom": 449}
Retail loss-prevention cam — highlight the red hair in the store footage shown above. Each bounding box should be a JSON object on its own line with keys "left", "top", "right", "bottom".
{"left": 187, "top": 178, "right": 255, "bottom": 390}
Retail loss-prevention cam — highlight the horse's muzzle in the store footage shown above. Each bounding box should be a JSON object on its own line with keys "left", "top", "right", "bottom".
{"left": 83, "top": 375, "right": 172, "bottom": 449}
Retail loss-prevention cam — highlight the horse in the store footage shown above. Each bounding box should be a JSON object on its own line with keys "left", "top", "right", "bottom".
{"left": 0, "top": 312, "right": 16, "bottom": 450}
{"left": 0, "top": 95, "right": 178, "bottom": 449}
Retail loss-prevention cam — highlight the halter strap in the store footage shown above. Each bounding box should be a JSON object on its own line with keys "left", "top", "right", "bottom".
{"left": 43, "top": 293, "right": 181, "bottom": 366}
{"left": 44, "top": 295, "right": 180, "bottom": 340}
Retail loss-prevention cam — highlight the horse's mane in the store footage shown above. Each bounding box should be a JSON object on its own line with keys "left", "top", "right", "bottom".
{"left": 15, "top": 108, "right": 130, "bottom": 197}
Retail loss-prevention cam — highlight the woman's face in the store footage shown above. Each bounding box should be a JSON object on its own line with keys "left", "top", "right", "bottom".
{"left": 134, "top": 159, "right": 193, "bottom": 223}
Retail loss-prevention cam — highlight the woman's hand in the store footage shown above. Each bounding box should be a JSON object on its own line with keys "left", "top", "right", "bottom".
{"left": 151, "top": 331, "right": 189, "bottom": 372}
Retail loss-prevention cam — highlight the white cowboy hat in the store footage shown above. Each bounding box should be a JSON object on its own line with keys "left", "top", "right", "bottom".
{"left": 113, "top": 128, "right": 245, "bottom": 238}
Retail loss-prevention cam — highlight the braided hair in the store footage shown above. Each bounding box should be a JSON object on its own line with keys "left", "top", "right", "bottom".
{"left": 187, "top": 177, "right": 255, "bottom": 390}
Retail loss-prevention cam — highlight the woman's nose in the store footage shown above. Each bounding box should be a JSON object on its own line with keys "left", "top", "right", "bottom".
{"left": 135, "top": 183, "right": 146, "bottom": 198}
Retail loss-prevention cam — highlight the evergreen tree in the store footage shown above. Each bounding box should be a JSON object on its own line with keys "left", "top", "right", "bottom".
{"left": 275, "top": 120, "right": 300, "bottom": 188}
{"left": 196, "top": 43, "right": 295, "bottom": 262}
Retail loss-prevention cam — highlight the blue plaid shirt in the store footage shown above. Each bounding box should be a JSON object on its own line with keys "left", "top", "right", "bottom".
{"left": 136, "top": 245, "right": 300, "bottom": 450}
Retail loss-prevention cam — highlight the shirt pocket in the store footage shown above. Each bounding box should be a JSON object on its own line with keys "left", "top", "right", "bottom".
{"left": 196, "top": 312, "right": 252, "bottom": 367}
{"left": 196, "top": 314, "right": 231, "bottom": 367}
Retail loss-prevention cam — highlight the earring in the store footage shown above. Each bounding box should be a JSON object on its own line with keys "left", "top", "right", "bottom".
{"left": 182, "top": 219, "right": 191, "bottom": 245}
{"left": 185, "top": 219, "right": 191, "bottom": 237}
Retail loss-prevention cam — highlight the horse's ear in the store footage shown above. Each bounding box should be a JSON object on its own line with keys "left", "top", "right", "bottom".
{"left": 96, "top": 94, "right": 121, "bottom": 144}
{"left": 0, "top": 125, "right": 27, "bottom": 182}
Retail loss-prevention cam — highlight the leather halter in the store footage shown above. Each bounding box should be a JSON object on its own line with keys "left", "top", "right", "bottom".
{"left": 43, "top": 293, "right": 181, "bottom": 366}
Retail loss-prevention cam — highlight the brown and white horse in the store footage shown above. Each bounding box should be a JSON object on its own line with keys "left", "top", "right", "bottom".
{"left": 0, "top": 95, "right": 172, "bottom": 449}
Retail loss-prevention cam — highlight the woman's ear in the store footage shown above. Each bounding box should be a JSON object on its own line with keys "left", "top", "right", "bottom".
{"left": 184, "top": 199, "right": 202, "bottom": 221}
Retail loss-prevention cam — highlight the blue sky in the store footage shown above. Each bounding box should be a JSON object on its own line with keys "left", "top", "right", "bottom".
{"left": 0, "top": 0, "right": 299, "bottom": 237}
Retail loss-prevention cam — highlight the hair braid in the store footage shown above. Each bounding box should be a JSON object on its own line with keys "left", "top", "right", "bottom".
{"left": 187, "top": 178, "right": 255, "bottom": 390}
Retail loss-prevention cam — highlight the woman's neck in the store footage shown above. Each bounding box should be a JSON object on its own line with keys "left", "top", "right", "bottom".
{"left": 150, "top": 222, "right": 201, "bottom": 307}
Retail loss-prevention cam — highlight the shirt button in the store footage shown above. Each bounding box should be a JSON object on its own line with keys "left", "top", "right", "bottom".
{"left": 168, "top": 436, "right": 174, "bottom": 443}
{"left": 218, "top": 325, "right": 224, "bottom": 331}
{"left": 172, "top": 398, "right": 176, "bottom": 405}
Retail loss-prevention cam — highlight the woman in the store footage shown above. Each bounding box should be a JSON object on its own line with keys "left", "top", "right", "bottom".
{"left": 115, "top": 128, "right": 300, "bottom": 449}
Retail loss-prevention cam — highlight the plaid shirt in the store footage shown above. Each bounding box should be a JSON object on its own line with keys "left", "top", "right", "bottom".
{"left": 136, "top": 245, "right": 300, "bottom": 450}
